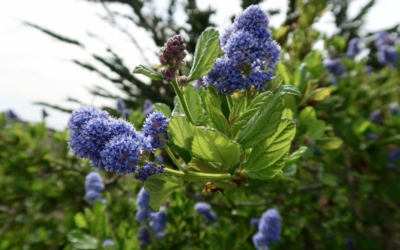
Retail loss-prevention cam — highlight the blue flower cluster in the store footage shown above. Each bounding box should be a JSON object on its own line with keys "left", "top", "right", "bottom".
{"left": 84, "top": 172, "right": 104, "bottom": 204}
{"left": 136, "top": 162, "right": 166, "bottom": 182}
{"left": 138, "top": 226, "right": 152, "bottom": 249}
{"left": 136, "top": 188, "right": 168, "bottom": 247}
{"left": 150, "top": 208, "right": 168, "bottom": 239}
{"left": 194, "top": 202, "right": 217, "bottom": 223}
{"left": 204, "top": 5, "right": 280, "bottom": 93}
{"left": 323, "top": 58, "right": 345, "bottom": 77}
{"left": 116, "top": 99, "right": 130, "bottom": 119}
{"left": 387, "top": 149, "right": 400, "bottom": 171}
{"left": 252, "top": 209, "right": 282, "bottom": 250}
{"left": 142, "top": 112, "right": 170, "bottom": 149}
{"left": 369, "top": 110, "right": 383, "bottom": 124}
{"left": 102, "top": 239, "right": 115, "bottom": 247}
{"left": 375, "top": 32, "right": 398, "bottom": 67}
{"left": 68, "top": 106, "right": 166, "bottom": 179}
{"left": 346, "top": 38, "right": 360, "bottom": 58}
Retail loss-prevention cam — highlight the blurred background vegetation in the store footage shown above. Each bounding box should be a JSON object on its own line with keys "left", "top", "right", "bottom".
{"left": 1, "top": 0, "right": 400, "bottom": 249}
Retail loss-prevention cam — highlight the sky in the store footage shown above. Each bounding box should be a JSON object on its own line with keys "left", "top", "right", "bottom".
{"left": 0, "top": 0, "right": 399, "bottom": 130}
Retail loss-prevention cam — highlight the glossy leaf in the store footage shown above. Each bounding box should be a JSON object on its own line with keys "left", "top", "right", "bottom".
{"left": 315, "top": 137, "right": 343, "bottom": 150}
{"left": 188, "top": 28, "right": 220, "bottom": 81}
{"left": 191, "top": 127, "right": 242, "bottom": 167}
{"left": 132, "top": 65, "right": 163, "bottom": 81}
{"left": 67, "top": 229, "right": 98, "bottom": 249}
{"left": 144, "top": 175, "right": 185, "bottom": 211}
{"left": 244, "top": 118, "right": 296, "bottom": 178}
{"left": 188, "top": 158, "right": 224, "bottom": 173}
{"left": 185, "top": 85, "right": 202, "bottom": 125}
{"left": 167, "top": 117, "right": 194, "bottom": 163}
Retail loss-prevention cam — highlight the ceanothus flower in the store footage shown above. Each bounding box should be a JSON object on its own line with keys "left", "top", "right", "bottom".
{"left": 250, "top": 218, "right": 260, "bottom": 228}
{"left": 247, "top": 61, "right": 274, "bottom": 90}
{"left": 389, "top": 103, "right": 399, "bottom": 115}
{"left": 377, "top": 45, "right": 398, "bottom": 67}
{"left": 323, "top": 58, "right": 345, "bottom": 77}
{"left": 194, "top": 202, "right": 217, "bottom": 223}
{"left": 142, "top": 112, "right": 170, "bottom": 149}
{"left": 135, "top": 162, "right": 166, "bottom": 182}
{"left": 136, "top": 188, "right": 150, "bottom": 223}
{"left": 203, "top": 58, "right": 245, "bottom": 94}
{"left": 158, "top": 35, "right": 187, "bottom": 69}
{"left": 150, "top": 209, "right": 168, "bottom": 239}
{"left": 346, "top": 38, "right": 360, "bottom": 58}
{"left": 369, "top": 110, "right": 383, "bottom": 124}
{"left": 220, "top": 24, "right": 235, "bottom": 48}
{"left": 138, "top": 226, "right": 152, "bottom": 249}
{"left": 233, "top": 5, "right": 271, "bottom": 40}
{"left": 366, "top": 133, "right": 379, "bottom": 140}
{"left": 258, "top": 209, "right": 282, "bottom": 244}
{"left": 67, "top": 106, "right": 109, "bottom": 134}
{"left": 100, "top": 135, "right": 141, "bottom": 174}
{"left": 102, "top": 239, "right": 115, "bottom": 247}
{"left": 388, "top": 149, "right": 400, "bottom": 162}
{"left": 84, "top": 172, "right": 104, "bottom": 204}
{"left": 252, "top": 231, "right": 270, "bottom": 250}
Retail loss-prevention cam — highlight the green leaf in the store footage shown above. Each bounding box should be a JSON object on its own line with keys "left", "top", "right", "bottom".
{"left": 299, "top": 107, "right": 316, "bottom": 124}
{"left": 236, "top": 90, "right": 283, "bottom": 149}
{"left": 188, "top": 158, "right": 224, "bottom": 173}
{"left": 277, "top": 63, "right": 291, "bottom": 85}
{"left": 67, "top": 229, "right": 98, "bottom": 249}
{"left": 74, "top": 213, "right": 88, "bottom": 229}
{"left": 171, "top": 96, "right": 185, "bottom": 117}
{"left": 309, "top": 87, "right": 331, "bottom": 102}
{"left": 185, "top": 85, "right": 202, "bottom": 125}
{"left": 318, "top": 172, "right": 338, "bottom": 186}
{"left": 229, "top": 96, "right": 246, "bottom": 122}
{"left": 306, "top": 120, "right": 326, "bottom": 140}
{"left": 153, "top": 103, "right": 172, "bottom": 118}
{"left": 132, "top": 65, "right": 164, "bottom": 81}
{"left": 167, "top": 117, "right": 194, "bottom": 163}
{"left": 293, "top": 63, "right": 308, "bottom": 94}
{"left": 188, "top": 28, "right": 220, "bottom": 81}
{"left": 285, "top": 146, "right": 307, "bottom": 166}
{"left": 191, "top": 127, "right": 242, "bottom": 167}
{"left": 282, "top": 164, "right": 297, "bottom": 176}
{"left": 280, "top": 84, "right": 300, "bottom": 97}
{"left": 315, "top": 137, "right": 343, "bottom": 150}
{"left": 247, "top": 154, "right": 288, "bottom": 179}
{"left": 201, "top": 87, "right": 229, "bottom": 134}
{"left": 144, "top": 175, "right": 185, "bottom": 211}
{"left": 244, "top": 118, "right": 296, "bottom": 179}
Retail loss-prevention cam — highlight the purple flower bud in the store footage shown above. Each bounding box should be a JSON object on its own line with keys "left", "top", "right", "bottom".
{"left": 178, "top": 75, "right": 188, "bottom": 86}
{"left": 161, "top": 67, "right": 176, "bottom": 82}
{"left": 159, "top": 35, "right": 187, "bottom": 69}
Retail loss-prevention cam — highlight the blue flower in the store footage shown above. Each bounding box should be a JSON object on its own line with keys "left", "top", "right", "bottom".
{"left": 252, "top": 231, "right": 270, "bottom": 250}
{"left": 220, "top": 24, "right": 235, "bottom": 48}
{"left": 67, "top": 106, "right": 109, "bottom": 134}
{"left": 233, "top": 5, "right": 271, "bottom": 40}
{"left": 143, "top": 99, "right": 153, "bottom": 118}
{"left": 150, "top": 209, "right": 168, "bottom": 239}
{"left": 366, "top": 133, "right": 379, "bottom": 140}
{"left": 136, "top": 188, "right": 150, "bottom": 223}
{"left": 101, "top": 135, "right": 141, "bottom": 174}
{"left": 247, "top": 61, "right": 274, "bottom": 90}
{"left": 369, "top": 110, "right": 383, "bottom": 124}
{"left": 377, "top": 45, "right": 398, "bottom": 67}
{"left": 84, "top": 172, "right": 104, "bottom": 204}
{"left": 388, "top": 149, "right": 400, "bottom": 162}
{"left": 203, "top": 58, "right": 245, "bottom": 94}
{"left": 324, "top": 58, "right": 345, "bottom": 77}
{"left": 194, "top": 202, "right": 217, "bottom": 223}
{"left": 85, "top": 172, "right": 104, "bottom": 193}
{"left": 102, "top": 239, "right": 115, "bottom": 247}
{"left": 375, "top": 32, "right": 392, "bottom": 48}
{"left": 250, "top": 218, "right": 260, "bottom": 228}
{"left": 142, "top": 112, "right": 170, "bottom": 149}
{"left": 258, "top": 209, "right": 282, "bottom": 244}
{"left": 346, "top": 38, "right": 360, "bottom": 58}
{"left": 137, "top": 226, "right": 152, "bottom": 249}
{"left": 389, "top": 103, "right": 399, "bottom": 115}
{"left": 135, "top": 162, "right": 166, "bottom": 182}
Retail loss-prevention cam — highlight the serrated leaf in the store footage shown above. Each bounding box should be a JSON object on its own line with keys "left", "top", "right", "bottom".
{"left": 132, "top": 65, "right": 164, "bottom": 81}
{"left": 144, "top": 175, "right": 184, "bottom": 211}
{"left": 167, "top": 117, "right": 193, "bottom": 163}
{"left": 229, "top": 92, "right": 272, "bottom": 139}
{"left": 185, "top": 85, "right": 202, "bottom": 125}
{"left": 188, "top": 28, "right": 220, "bottom": 81}
{"left": 247, "top": 154, "right": 288, "bottom": 179}
{"left": 315, "top": 137, "right": 343, "bottom": 150}
{"left": 153, "top": 103, "right": 172, "bottom": 118}
{"left": 74, "top": 213, "right": 88, "bottom": 229}
{"left": 192, "top": 127, "right": 242, "bottom": 167}
{"left": 236, "top": 90, "right": 283, "bottom": 149}
{"left": 244, "top": 118, "right": 296, "bottom": 179}
{"left": 67, "top": 229, "right": 98, "bottom": 249}
{"left": 201, "top": 87, "right": 229, "bottom": 134}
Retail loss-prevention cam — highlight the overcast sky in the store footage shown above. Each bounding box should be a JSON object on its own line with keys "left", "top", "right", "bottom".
{"left": 1, "top": 0, "right": 399, "bottom": 130}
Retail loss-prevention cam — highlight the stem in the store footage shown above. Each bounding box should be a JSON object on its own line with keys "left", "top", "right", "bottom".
{"left": 165, "top": 168, "right": 238, "bottom": 181}
{"left": 171, "top": 79, "right": 195, "bottom": 124}
{"left": 245, "top": 88, "right": 252, "bottom": 108}
{"left": 226, "top": 95, "right": 233, "bottom": 108}
{"left": 164, "top": 144, "right": 185, "bottom": 172}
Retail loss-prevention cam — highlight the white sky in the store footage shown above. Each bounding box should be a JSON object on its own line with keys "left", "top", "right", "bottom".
{"left": 0, "top": 0, "right": 399, "bottom": 130}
